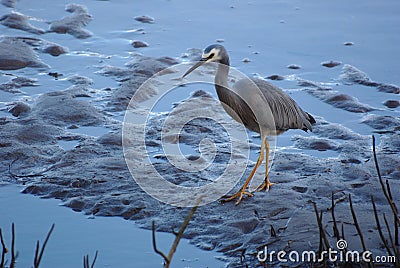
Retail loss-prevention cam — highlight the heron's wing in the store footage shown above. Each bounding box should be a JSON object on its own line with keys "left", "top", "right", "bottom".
{"left": 232, "top": 78, "right": 314, "bottom": 134}
{"left": 253, "top": 78, "right": 314, "bottom": 131}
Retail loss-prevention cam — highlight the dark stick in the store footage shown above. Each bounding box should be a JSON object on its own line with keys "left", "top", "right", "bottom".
{"left": 83, "top": 255, "right": 89, "bottom": 268}
{"left": 270, "top": 225, "right": 276, "bottom": 238}
{"left": 90, "top": 250, "right": 98, "bottom": 268}
{"left": 83, "top": 251, "right": 98, "bottom": 268}
{"left": 312, "top": 202, "right": 330, "bottom": 253}
{"left": 348, "top": 195, "right": 367, "bottom": 252}
{"left": 0, "top": 228, "right": 6, "bottom": 268}
{"left": 165, "top": 203, "right": 199, "bottom": 268}
{"left": 331, "top": 192, "right": 340, "bottom": 239}
{"left": 386, "top": 180, "right": 399, "bottom": 246}
{"left": 372, "top": 136, "right": 400, "bottom": 226}
{"left": 10, "top": 223, "right": 16, "bottom": 268}
{"left": 34, "top": 241, "right": 40, "bottom": 267}
{"left": 152, "top": 198, "right": 201, "bottom": 268}
{"left": 315, "top": 205, "right": 323, "bottom": 254}
{"left": 34, "top": 224, "right": 55, "bottom": 268}
{"left": 152, "top": 221, "right": 169, "bottom": 266}
{"left": 340, "top": 224, "right": 347, "bottom": 254}
{"left": 371, "top": 196, "right": 393, "bottom": 256}
{"left": 383, "top": 214, "right": 399, "bottom": 260}
{"left": 8, "top": 157, "right": 46, "bottom": 179}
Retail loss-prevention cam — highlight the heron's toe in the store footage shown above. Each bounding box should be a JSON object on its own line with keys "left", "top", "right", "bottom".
{"left": 255, "top": 179, "right": 275, "bottom": 192}
{"left": 221, "top": 190, "right": 253, "bottom": 205}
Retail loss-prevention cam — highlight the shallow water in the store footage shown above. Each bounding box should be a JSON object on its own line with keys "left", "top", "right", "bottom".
{"left": 0, "top": 184, "right": 225, "bottom": 268}
{"left": 2, "top": 0, "right": 399, "bottom": 155}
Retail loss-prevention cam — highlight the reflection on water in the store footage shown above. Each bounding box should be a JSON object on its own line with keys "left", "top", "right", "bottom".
{"left": 0, "top": 184, "right": 225, "bottom": 268}
{"left": 66, "top": 125, "right": 109, "bottom": 137}
{"left": 57, "top": 139, "right": 79, "bottom": 150}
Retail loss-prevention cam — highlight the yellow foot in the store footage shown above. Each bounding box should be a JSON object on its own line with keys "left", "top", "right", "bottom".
{"left": 221, "top": 190, "right": 253, "bottom": 205}
{"left": 255, "top": 179, "right": 276, "bottom": 192}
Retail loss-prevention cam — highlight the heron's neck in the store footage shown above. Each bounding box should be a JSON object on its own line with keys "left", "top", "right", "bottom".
{"left": 214, "top": 57, "right": 230, "bottom": 88}
{"left": 215, "top": 59, "right": 234, "bottom": 106}
{"left": 215, "top": 64, "right": 228, "bottom": 87}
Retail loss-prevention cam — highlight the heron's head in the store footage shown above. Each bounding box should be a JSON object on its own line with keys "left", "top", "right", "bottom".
{"left": 182, "top": 44, "right": 229, "bottom": 78}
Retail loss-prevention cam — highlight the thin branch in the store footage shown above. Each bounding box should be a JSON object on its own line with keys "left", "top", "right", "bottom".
{"left": 8, "top": 157, "right": 46, "bottom": 179}
{"left": 270, "top": 225, "right": 276, "bottom": 238}
{"left": 372, "top": 135, "right": 400, "bottom": 226}
{"left": 34, "top": 224, "right": 55, "bottom": 268}
{"left": 34, "top": 241, "right": 40, "bottom": 267}
{"left": 166, "top": 202, "right": 200, "bottom": 268}
{"left": 0, "top": 228, "right": 7, "bottom": 268}
{"left": 386, "top": 180, "right": 399, "bottom": 246}
{"left": 318, "top": 212, "right": 323, "bottom": 254}
{"left": 10, "top": 223, "right": 15, "bottom": 268}
{"left": 371, "top": 196, "right": 393, "bottom": 256}
{"left": 170, "top": 226, "right": 178, "bottom": 236}
{"left": 349, "top": 194, "right": 368, "bottom": 253}
{"left": 331, "top": 192, "right": 340, "bottom": 239}
{"left": 312, "top": 202, "right": 330, "bottom": 253}
{"left": 83, "top": 255, "right": 89, "bottom": 268}
{"left": 340, "top": 223, "right": 347, "bottom": 254}
{"left": 83, "top": 251, "right": 98, "bottom": 268}
{"left": 152, "top": 221, "right": 169, "bottom": 265}
{"left": 152, "top": 198, "right": 202, "bottom": 268}
{"left": 383, "top": 214, "right": 399, "bottom": 259}
{"left": 387, "top": 180, "right": 393, "bottom": 203}
{"left": 90, "top": 251, "right": 98, "bottom": 268}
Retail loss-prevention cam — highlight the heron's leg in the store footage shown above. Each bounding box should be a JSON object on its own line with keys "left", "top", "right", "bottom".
{"left": 256, "top": 138, "right": 275, "bottom": 192}
{"left": 221, "top": 137, "right": 265, "bottom": 205}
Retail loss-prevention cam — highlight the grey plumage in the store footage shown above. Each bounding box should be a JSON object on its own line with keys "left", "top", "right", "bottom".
{"left": 220, "top": 77, "right": 315, "bottom": 135}
{"left": 182, "top": 44, "right": 315, "bottom": 205}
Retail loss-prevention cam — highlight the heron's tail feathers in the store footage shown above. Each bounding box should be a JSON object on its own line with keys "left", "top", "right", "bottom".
{"left": 302, "top": 112, "right": 316, "bottom": 132}
{"left": 306, "top": 112, "right": 316, "bottom": 125}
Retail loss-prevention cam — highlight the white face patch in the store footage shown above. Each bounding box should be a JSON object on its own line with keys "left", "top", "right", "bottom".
{"left": 202, "top": 48, "right": 220, "bottom": 62}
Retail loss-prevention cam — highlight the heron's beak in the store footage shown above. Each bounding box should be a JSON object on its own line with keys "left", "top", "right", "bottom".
{"left": 182, "top": 58, "right": 207, "bottom": 78}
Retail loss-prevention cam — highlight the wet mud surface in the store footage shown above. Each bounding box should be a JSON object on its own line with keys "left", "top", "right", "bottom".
{"left": 1, "top": 0, "right": 399, "bottom": 267}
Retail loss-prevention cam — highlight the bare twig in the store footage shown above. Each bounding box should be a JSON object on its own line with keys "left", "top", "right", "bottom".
{"left": 386, "top": 180, "right": 399, "bottom": 246}
{"left": 0, "top": 228, "right": 7, "bottom": 268}
{"left": 10, "top": 223, "right": 16, "bottom": 268}
{"left": 84, "top": 255, "right": 88, "bottom": 268}
{"left": 316, "top": 209, "right": 323, "bottom": 255}
{"left": 152, "top": 221, "right": 168, "bottom": 264}
{"left": 152, "top": 198, "right": 202, "bottom": 268}
{"left": 33, "top": 224, "right": 55, "bottom": 268}
{"left": 34, "top": 242, "right": 40, "bottom": 265}
{"left": 331, "top": 192, "right": 340, "bottom": 239}
{"left": 348, "top": 194, "right": 368, "bottom": 253}
{"left": 371, "top": 196, "right": 393, "bottom": 256}
{"left": 319, "top": 211, "right": 325, "bottom": 252}
{"left": 91, "top": 250, "right": 98, "bottom": 268}
{"left": 8, "top": 157, "right": 46, "bottom": 179}
{"left": 166, "top": 203, "right": 199, "bottom": 267}
{"left": 270, "top": 225, "right": 276, "bottom": 238}
{"left": 372, "top": 135, "right": 400, "bottom": 227}
{"left": 340, "top": 223, "right": 347, "bottom": 254}
{"left": 83, "top": 251, "right": 98, "bottom": 268}
{"left": 170, "top": 226, "right": 178, "bottom": 236}
{"left": 383, "top": 214, "right": 399, "bottom": 259}
{"left": 312, "top": 202, "right": 330, "bottom": 253}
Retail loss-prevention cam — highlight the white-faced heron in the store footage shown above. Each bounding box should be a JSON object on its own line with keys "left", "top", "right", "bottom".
{"left": 182, "top": 44, "right": 316, "bottom": 205}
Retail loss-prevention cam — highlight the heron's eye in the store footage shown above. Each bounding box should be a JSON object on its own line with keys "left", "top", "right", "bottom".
{"left": 209, "top": 53, "right": 215, "bottom": 59}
